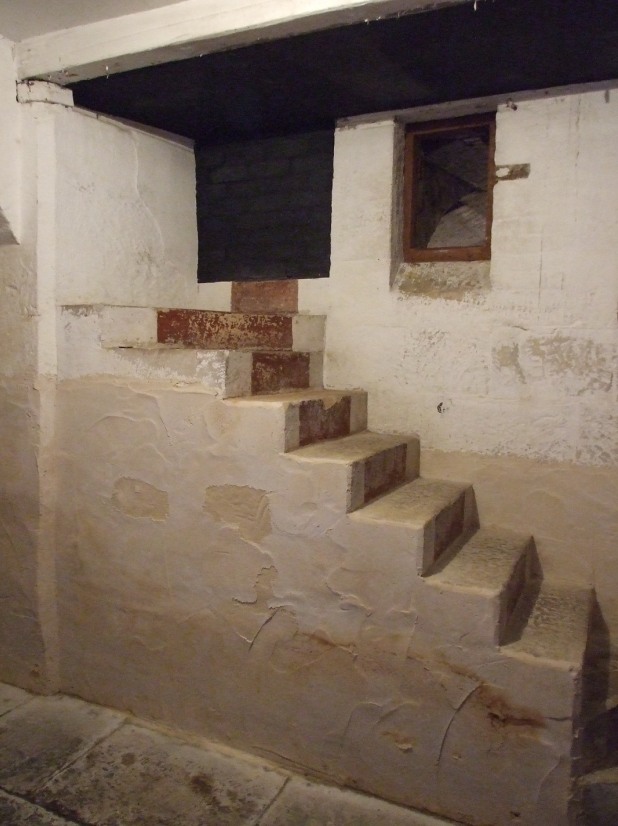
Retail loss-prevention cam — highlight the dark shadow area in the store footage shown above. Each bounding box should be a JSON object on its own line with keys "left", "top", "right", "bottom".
{"left": 70, "top": 0, "right": 618, "bottom": 146}
{"left": 196, "top": 131, "right": 333, "bottom": 282}
{"left": 579, "top": 599, "right": 614, "bottom": 773}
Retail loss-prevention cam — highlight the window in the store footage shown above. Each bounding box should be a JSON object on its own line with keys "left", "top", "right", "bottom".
{"left": 403, "top": 114, "right": 496, "bottom": 263}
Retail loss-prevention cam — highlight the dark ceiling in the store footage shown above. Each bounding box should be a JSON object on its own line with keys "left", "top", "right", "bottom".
{"left": 70, "top": 0, "right": 618, "bottom": 147}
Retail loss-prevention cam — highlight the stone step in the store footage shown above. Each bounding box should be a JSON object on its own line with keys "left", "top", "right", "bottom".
{"left": 92, "top": 345, "right": 321, "bottom": 398}
{"left": 157, "top": 309, "right": 324, "bottom": 352}
{"left": 222, "top": 389, "right": 368, "bottom": 453}
{"left": 287, "top": 431, "right": 420, "bottom": 512}
{"left": 420, "top": 528, "right": 539, "bottom": 647}
{"left": 504, "top": 582, "right": 593, "bottom": 668}
{"left": 349, "top": 477, "right": 478, "bottom": 575}
{"left": 575, "top": 766, "right": 618, "bottom": 826}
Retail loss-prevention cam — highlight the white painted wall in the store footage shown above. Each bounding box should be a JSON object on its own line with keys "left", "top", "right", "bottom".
{"left": 327, "top": 92, "right": 618, "bottom": 468}
{"left": 0, "top": 37, "right": 21, "bottom": 244}
{"left": 0, "top": 55, "right": 63, "bottom": 690}
{"left": 325, "top": 90, "right": 618, "bottom": 632}
{"left": 55, "top": 107, "right": 198, "bottom": 308}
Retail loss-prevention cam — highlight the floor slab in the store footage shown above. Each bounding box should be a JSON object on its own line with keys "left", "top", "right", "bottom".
{"left": 0, "top": 790, "right": 76, "bottom": 826}
{"left": 0, "top": 683, "right": 33, "bottom": 717}
{"left": 259, "top": 776, "right": 454, "bottom": 826}
{"left": 0, "top": 695, "right": 125, "bottom": 795}
{"left": 35, "top": 722, "right": 288, "bottom": 826}
{"left": 0, "top": 682, "right": 461, "bottom": 826}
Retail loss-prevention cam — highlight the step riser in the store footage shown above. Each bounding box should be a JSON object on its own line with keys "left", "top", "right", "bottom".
{"left": 250, "top": 352, "right": 321, "bottom": 395}
{"left": 157, "top": 309, "right": 324, "bottom": 352}
{"left": 158, "top": 309, "right": 292, "bottom": 350}
{"left": 300, "top": 396, "right": 351, "bottom": 447}
{"left": 420, "top": 487, "right": 478, "bottom": 575}
{"left": 280, "top": 393, "right": 367, "bottom": 453}
{"left": 499, "top": 543, "right": 540, "bottom": 645}
{"left": 356, "top": 445, "right": 409, "bottom": 508}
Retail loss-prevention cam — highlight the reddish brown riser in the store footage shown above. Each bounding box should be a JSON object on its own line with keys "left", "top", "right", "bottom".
{"left": 157, "top": 309, "right": 293, "bottom": 350}
{"left": 231, "top": 280, "right": 298, "bottom": 314}
{"left": 251, "top": 352, "right": 310, "bottom": 394}
{"left": 363, "top": 445, "right": 408, "bottom": 504}
{"left": 298, "top": 397, "right": 352, "bottom": 447}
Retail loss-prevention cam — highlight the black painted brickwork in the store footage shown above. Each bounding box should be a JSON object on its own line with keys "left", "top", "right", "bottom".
{"left": 196, "top": 131, "right": 333, "bottom": 282}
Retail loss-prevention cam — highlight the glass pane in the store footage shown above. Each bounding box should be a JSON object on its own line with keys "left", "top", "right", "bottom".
{"left": 412, "top": 125, "right": 490, "bottom": 250}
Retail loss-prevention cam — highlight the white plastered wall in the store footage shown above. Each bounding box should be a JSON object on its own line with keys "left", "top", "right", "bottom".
{"left": 325, "top": 91, "right": 618, "bottom": 634}
{"left": 55, "top": 106, "right": 197, "bottom": 308}
{"left": 0, "top": 37, "right": 21, "bottom": 244}
{"left": 0, "top": 46, "right": 61, "bottom": 691}
{"left": 0, "top": 66, "right": 202, "bottom": 691}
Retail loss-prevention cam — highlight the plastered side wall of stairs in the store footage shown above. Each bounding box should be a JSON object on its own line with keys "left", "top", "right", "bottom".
{"left": 54, "top": 290, "right": 595, "bottom": 826}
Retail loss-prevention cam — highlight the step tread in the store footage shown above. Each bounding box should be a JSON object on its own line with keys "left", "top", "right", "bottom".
{"left": 225, "top": 389, "right": 365, "bottom": 407}
{"left": 505, "top": 582, "right": 593, "bottom": 666}
{"left": 578, "top": 765, "right": 618, "bottom": 785}
{"left": 288, "top": 431, "right": 414, "bottom": 464}
{"left": 350, "top": 477, "right": 468, "bottom": 528}
{"left": 159, "top": 308, "right": 298, "bottom": 319}
{"left": 428, "top": 527, "right": 532, "bottom": 594}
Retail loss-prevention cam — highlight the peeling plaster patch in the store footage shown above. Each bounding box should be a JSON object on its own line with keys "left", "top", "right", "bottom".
{"left": 396, "top": 261, "right": 490, "bottom": 301}
{"left": 525, "top": 335, "right": 614, "bottom": 395}
{"left": 111, "top": 477, "right": 169, "bottom": 521}
{"left": 577, "top": 408, "right": 618, "bottom": 465}
{"left": 234, "top": 565, "right": 278, "bottom": 607}
{"left": 62, "top": 305, "right": 99, "bottom": 317}
{"left": 495, "top": 163, "right": 531, "bottom": 181}
{"left": 203, "top": 485, "right": 272, "bottom": 541}
{"left": 403, "top": 329, "right": 489, "bottom": 395}
{"left": 492, "top": 343, "right": 526, "bottom": 383}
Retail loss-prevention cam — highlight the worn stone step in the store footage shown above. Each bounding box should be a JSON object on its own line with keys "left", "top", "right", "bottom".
{"left": 157, "top": 309, "right": 324, "bottom": 352}
{"left": 349, "top": 477, "right": 478, "bottom": 574}
{"left": 222, "top": 389, "right": 368, "bottom": 453}
{"left": 504, "top": 582, "right": 593, "bottom": 668}
{"left": 575, "top": 766, "right": 618, "bottom": 826}
{"left": 92, "top": 343, "right": 322, "bottom": 398}
{"left": 420, "top": 528, "right": 539, "bottom": 647}
{"left": 287, "top": 431, "right": 420, "bottom": 512}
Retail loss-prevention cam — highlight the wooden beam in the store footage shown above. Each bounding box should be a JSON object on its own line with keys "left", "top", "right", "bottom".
{"left": 15, "top": 0, "right": 470, "bottom": 84}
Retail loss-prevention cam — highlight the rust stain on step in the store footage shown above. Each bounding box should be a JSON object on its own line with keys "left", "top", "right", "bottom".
{"left": 251, "top": 352, "right": 310, "bottom": 394}
{"left": 298, "top": 396, "right": 351, "bottom": 446}
{"left": 232, "top": 280, "right": 298, "bottom": 314}
{"left": 157, "top": 309, "right": 293, "bottom": 350}
{"left": 475, "top": 684, "right": 545, "bottom": 732}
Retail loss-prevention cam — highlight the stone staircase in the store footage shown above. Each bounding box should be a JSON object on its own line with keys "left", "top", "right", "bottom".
{"left": 111, "top": 280, "right": 600, "bottom": 826}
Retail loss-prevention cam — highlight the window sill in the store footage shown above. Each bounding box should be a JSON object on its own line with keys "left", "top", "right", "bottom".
{"left": 393, "top": 259, "right": 490, "bottom": 301}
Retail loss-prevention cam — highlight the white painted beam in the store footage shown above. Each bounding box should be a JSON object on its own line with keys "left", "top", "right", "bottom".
{"left": 15, "top": 0, "right": 470, "bottom": 84}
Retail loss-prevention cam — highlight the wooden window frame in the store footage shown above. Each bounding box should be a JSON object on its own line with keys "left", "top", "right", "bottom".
{"left": 402, "top": 113, "right": 496, "bottom": 263}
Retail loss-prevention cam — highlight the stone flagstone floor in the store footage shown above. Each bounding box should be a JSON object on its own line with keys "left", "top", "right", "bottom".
{"left": 0, "top": 682, "right": 457, "bottom": 826}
